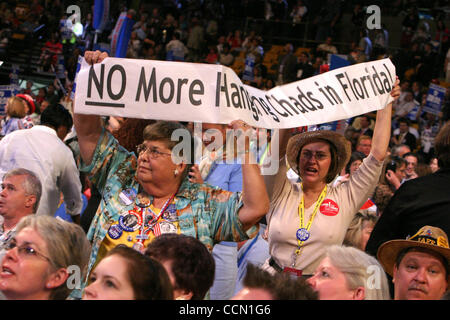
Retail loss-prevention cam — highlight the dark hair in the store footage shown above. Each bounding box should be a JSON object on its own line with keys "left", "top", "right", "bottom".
{"left": 105, "top": 245, "right": 174, "bottom": 300}
{"left": 402, "top": 152, "right": 418, "bottom": 161}
{"left": 415, "top": 162, "right": 432, "bottom": 177}
{"left": 145, "top": 234, "right": 215, "bottom": 300}
{"left": 397, "top": 117, "right": 410, "bottom": 126}
{"left": 345, "top": 151, "right": 366, "bottom": 174}
{"left": 434, "top": 122, "right": 450, "bottom": 169}
{"left": 380, "top": 156, "right": 406, "bottom": 185}
{"left": 40, "top": 104, "right": 73, "bottom": 131}
{"left": 113, "top": 118, "right": 156, "bottom": 154}
{"left": 242, "top": 264, "right": 318, "bottom": 300}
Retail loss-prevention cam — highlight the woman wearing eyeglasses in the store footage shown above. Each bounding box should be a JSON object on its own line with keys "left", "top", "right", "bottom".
{"left": 73, "top": 52, "right": 269, "bottom": 298}
{"left": 0, "top": 215, "right": 90, "bottom": 300}
{"left": 261, "top": 78, "right": 401, "bottom": 279}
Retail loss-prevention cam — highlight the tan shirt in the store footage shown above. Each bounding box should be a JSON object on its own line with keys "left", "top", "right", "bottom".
{"left": 263, "top": 153, "right": 383, "bottom": 275}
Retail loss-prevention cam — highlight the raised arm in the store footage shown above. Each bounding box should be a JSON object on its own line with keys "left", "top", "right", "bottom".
{"left": 230, "top": 120, "right": 270, "bottom": 231}
{"left": 371, "top": 77, "right": 400, "bottom": 162}
{"left": 74, "top": 50, "right": 109, "bottom": 165}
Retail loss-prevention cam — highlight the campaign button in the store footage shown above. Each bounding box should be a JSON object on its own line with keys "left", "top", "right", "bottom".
{"left": 320, "top": 199, "right": 339, "bottom": 216}
{"left": 107, "top": 224, "right": 123, "bottom": 240}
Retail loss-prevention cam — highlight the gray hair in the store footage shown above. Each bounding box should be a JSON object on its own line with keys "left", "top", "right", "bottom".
{"left": 3, "top": 168, "right": 42, "bottom": 213}
{"left": 326, "top": 245, "right": 391, "bottom": 300}
{"left": 16, "top": 215, "right": 91, "bottom": 300}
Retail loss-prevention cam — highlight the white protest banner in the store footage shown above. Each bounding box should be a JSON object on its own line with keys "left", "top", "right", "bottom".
{"left": 74, "top": 57, "right": 396, "bottom": 129}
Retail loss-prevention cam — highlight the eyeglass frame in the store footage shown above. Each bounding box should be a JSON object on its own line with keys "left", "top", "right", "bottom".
{"left": 5, "top": 238, "right": 52, "bottom": 262}
{"left": 136, "top": 143, "right": 172, "bottom": 159}
{"left": 299, "top": 150, "right": 331, "bottom": 161}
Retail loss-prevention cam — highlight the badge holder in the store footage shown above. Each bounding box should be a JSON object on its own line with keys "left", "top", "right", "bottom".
{"left": 283, "top": 267, "right": 303, "bottom": 277}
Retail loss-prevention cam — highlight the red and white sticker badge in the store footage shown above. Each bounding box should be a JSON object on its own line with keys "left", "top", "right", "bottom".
{"left": 320, "top": 199, "right": 339, "bottom": 216}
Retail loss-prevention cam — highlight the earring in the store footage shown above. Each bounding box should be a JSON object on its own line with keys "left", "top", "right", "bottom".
{"left": 174, "top": 169, "right": 179, "bottom": 177}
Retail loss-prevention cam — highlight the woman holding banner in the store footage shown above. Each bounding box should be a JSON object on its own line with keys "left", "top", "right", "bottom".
{"left": 73, "top": 50, "right": 269, "bottom": 298}
{"left": 261, "top": 77, "right": 400, "bottom": 278}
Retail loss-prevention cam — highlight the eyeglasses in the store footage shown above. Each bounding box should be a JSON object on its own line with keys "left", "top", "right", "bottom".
{"left": 136, "top": 144, "right": 172, "bottom": 159}
{"left": 5, "top": 239, "right": 51, "bottom": 262}
{"left": 300, "top": 150, "right": 330, "bottom": 161}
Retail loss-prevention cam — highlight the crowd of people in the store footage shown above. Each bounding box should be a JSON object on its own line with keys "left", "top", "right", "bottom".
{"left": 0, "top": 0, "right": 449, "bottom": 302}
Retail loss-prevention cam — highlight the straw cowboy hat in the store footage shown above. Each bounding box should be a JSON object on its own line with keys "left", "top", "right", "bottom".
{"left": 377, "top": 226, "right": 450, "bottom": 277}
{"left": 286, "top": 130, "right": 351, "bottom": 183}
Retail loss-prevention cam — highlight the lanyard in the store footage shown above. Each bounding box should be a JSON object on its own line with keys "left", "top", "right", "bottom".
{"left": 291, "top": 184, "right": 327, "bottom": 267}
{"left": 136, "top": 191, "right": 177, "bottom": 243}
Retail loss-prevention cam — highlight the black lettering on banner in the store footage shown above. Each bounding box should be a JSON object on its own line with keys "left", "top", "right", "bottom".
{"left": 273, "top": 95, "right": 298, "bottom": 116}
{"left": 359, "top": 76, "right": 370, "bottom": 98}
{"left": 379, "top": 70, "right": 392, "bottom": 92}
{"left": 288, "top": 96, "right": 308, "bottom": 114}
{"left": 177, "top": 78, "right": 188, "bottom": 104}
{"left": 230, "top": 83, "right": 242, "bottom": 108}
{"left": 324, "top": 85, "right": 343, "bottom": 104}
{"left": 88, "top": 64, "right": 105, "bottom": 99}
{"left": 159, "top": 77, "right": 175, "bottom": 103}
{"left": 289, "top": 96, "right": 308, "bottom": 113}
{"left": 307, "top": 91, "right": 324, "bottom": 109}
{"left": 271, "top": 95, "right": 293, "bottom": 116}
{"left": 216, "top": 72, "right": 230, "bottom": 107}
{"left": 259, "top": 98, "right": 280, "bottom": 122}
{"left": 296, "top": 87, "right": 317, "bottom": 111}
{"left": 365, "top": 67, "right": 377, "bottom": 97}
{"left": 86, "top": 64, "right": 125, "bottom": 108}
{"left": 335, "top": 74, "right": 352, "bottom": 101}
{"left": 352, "top": 78, "right": 365, "bottom": 99}
{"left": 135, "top": 67, "right": 157, "bottom": 102}
{"left": 316, "top": 81, "right": 343, "bottom": 106}
{"left": 266, "top": 95, "right": 289, "bottom": 117}
{"left": 240, "top": 85, "right": 249, "bottom": 110}
{"left": 344, "top": 72, "right": 359, "bottom": 100}
{"left": 251, "top": 96, "right": 270, "bottom": 119}
{"left": 242, "top": 89, "right": 262, "bottom": 117}
{"left": 107, "top": 65, "right": 126, "bottom": 100}
{"left": 189, "top": 80, "right": 203, "bottom": 106}
{"left": 371, "top": 66, "right": 386, "bottom": 94}
{"left": 244, "top": 92, "right": 261, "bottom": 121}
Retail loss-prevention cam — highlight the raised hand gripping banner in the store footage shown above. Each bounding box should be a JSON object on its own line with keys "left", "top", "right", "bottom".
{"left": 74, "top": 57, "right": 396, "bottom": 129}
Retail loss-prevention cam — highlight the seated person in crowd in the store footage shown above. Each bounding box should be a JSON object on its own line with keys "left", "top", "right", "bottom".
{"left": 83, "top": 245, "right": 173, "bottom": 300}
{"left": 355, "top": 135, "right": 372, "bottom": 157}
{"left": 391, "top": 118, "right": 417, "bottom": 152}
{"left": 390, "top": 143, "right": 411, "bottom": 158}
{"left": 377, "top": 225, "right": 449, "bottom": 300}
{"left": 393, "top": 90, "right": 417, "bottom": 119}
{"left": 145, "top": 233, "right": 215, "bottom": 300}
{"left": 232, "top": 263, "right": 318, "bottom": 300}
{"left": 372, "top": 156, "right": 407, "bottom": 215}
{"left": 402, "top": 152, "right": 419, "bottom": 181}
{"left": 316, "top": 36, "right": 338, "bottom": 57}
{"left": 307, "top": 245, "right": 391, "bottom": 300}
{"left": 343, "top": 212, "right": 378, "bottom": 251}
{"left": 0, "top": 215, "right": 90, "bottom": 300}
